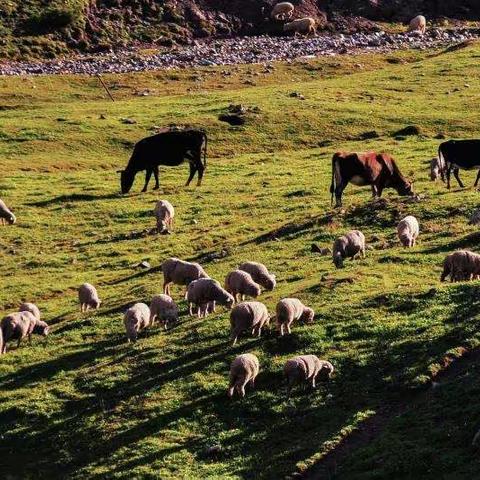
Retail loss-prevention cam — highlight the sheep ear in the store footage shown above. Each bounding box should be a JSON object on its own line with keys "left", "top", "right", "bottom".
{"left": 116, "top": 169, "right": 124, "bottom": 174}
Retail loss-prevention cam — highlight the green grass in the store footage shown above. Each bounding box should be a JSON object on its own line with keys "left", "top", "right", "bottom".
{"left": 1, "top": 44, "right": 480, "bottom": 479}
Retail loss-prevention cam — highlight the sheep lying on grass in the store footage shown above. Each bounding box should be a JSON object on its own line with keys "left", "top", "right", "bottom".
{"left": 275, "top": 298, "right": 314, "bottom": 336}
{"left": 0, "top": 199, "right": 16, "bottom": 225}
{"left": 1, "top": 311, "right": 49, "bottom": 354}
{"left": 397, "top": 215, "right": 419, "bottom": 247}
{"left": 225, "top": 270, "right": 261, "bottom": 303}
{"left": 78, "top": 283, "right": 101, "bottom": 312}
{"left": 238, "top": 261, "right": 276, "bottom": 290}
{"left": 124, "top": 303, "right": 151, "bottom": 342}
{"left": 161, "top": 257, "right": 208, "bottom": 296}
{"left": 230, "top": 301, "right": 270, "bottom": 346}
{"left": 284, "top": 355, "right": 334, "bottom": 395}
{"left": 228, "top": 353, "right": 260, "bottom": 398}
{"left": 187, "top": 278, "right": 234, "bottom": 317}
{"left": 150, "top": 294, "right": 178, "bottom": 330}
{"left": 154, "top": 200, "right": 174, "bottom": 234}
{"left": 333, "top": 230, "right": 366, "bottom": 268}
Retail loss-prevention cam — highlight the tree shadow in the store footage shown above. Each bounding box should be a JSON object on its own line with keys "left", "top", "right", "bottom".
{"left": 27, "top": 193, "right": 120, "bottom": 207}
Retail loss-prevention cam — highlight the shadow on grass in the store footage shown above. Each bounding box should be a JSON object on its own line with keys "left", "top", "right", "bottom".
{"left": 421, "top": 231, "right": 480, "bottom": 254}
{"left": 27, "top": 193, "right": 120, "bottom": 207}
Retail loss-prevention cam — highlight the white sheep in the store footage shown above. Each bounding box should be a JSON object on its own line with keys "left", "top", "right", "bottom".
{"left": 230, "top": 301, "right": 270, "bottom": 346}
{"left": 283, "top": 17, "right": 316, "bottom": 36}
{"left": 186, "top": 278, "right": 234, "bottom": 318}
{"left": 124, "top": 302, "right": 151, "bottom": 342}
{"left": 430, "top": 157, "right": 443, "bottom": 182}
{"left": 19, "top": 302, "right": 41, "bottom": 321}
{"left": 238, "top": 261, "right": 276, "bottom": 290}
{"left": 0, "top": 199, "right": 16, "bottom": 225}
{"left": 275, "top": 298, "right": 314, "bottom": 336}
{"left": 332, "top": 230, "right": 366, "bottom": 268}
{"left": 408, "top": 15, "right": 426, "bottom": 34}
{"left": 284, "top": 355, "right": 334, "bottom": 395}
{"left": 397, "top": 215, "right": 419, "bottom": 247}
{"left": 228, "top": 353, "right": 260, "bottom": 398}
{"left": 154, "top": 199, "right": 174, "bottom": 234}
{"left": 150, "top": 294, "right": 178, "bottom": 330}
{"left": 161, "top": 257, "right": 209, "bottom": 296}
{"left": 1, "top": 311, "right": 49, "bottom": 354}
{"left": 78, "top": 283, "right": 102, "bottom": 312}
{"left": 225, "top": 270, "right": 261, "bottom": 303}
{"left": 271, "top": 2, "right": 294, "bottom": 20}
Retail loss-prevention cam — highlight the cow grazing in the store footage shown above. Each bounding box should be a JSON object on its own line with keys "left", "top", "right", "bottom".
{"left": 438, "top": 140, "right": 480, "bottom": 190}
{"left": 118, "top": 129, "right": 207, "bottom": 194}
{"left": 330, "top": 151, "right": 414, "bottom": 207}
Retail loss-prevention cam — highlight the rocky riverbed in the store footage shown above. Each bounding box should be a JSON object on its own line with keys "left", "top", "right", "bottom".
{"left": 0, "top": 28, "right": 478, "bottom": 76}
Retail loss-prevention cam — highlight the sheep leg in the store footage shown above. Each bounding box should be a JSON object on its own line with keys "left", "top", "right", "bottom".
{"left": 189, "top": 303, "right": 193, "bottom": 316}
{"left": 153, "top": 166, "right": 160, "bottom": 190}
{"left": 287, "top": 323, "right": 292, "bottom": 335}
{"left": 280, "top": 324, "right": 284, "bottom": 336}
{"left": 197, "top": 306, "right": 202, "bottom": 318}
{"left": 231, "top": 332, "right": 238, "bottom": 346}
{"left": 453, "top": 168, "right": 464, "bottom": 188}
{"left": 142, "top": 168, "right": 153, "bottom": 192}
{"left": 163, "top": 281, "right": 170, "bottom": 295}
{"left": 28, "top": 334, "right": 32, "bottom": 345}
{"left": 17, "top": 338, "right": 22, "bottom": 349}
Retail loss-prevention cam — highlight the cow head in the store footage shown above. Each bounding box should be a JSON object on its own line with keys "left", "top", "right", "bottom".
{"left": 397, "top": 180, "right": 414, "bottom": 197}
{"left": 117, "top": 169, "right": 135, "bottom": 194}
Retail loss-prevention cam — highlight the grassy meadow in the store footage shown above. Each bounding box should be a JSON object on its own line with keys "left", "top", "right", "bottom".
{"left": 1, "top": 43, "right": 480, "bottom": 479}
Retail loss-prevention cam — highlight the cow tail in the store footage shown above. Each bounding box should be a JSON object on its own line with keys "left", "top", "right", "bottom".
{"left": 330, "top": 155, "right": 336, "bottom": 206}
{"left": 203, "top": 132, "right": 207, "bottom": 168}
{"left": 438, "top": 144, "right": 445, "bottom": 171}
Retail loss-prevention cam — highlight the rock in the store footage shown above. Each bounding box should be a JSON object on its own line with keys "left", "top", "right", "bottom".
{"left": 205, "top": 444, "right": 223, "bottom": 456}
{"left": 121, "top": 118, "right": 137, "bottom": 124}
{"left": 358, "top": 130, "right": 380, "bottom": 140}
{"left": 218, "top": 113, "right": 245, "bottom": 126}
{"left": 393, "top": 125, "right": 421, "bottom": 136}
{"left": 134, "top": 260, "right": 151, "bottom": 269}
{"left": 99, "top": 114, "right": 107, "bottom": 120}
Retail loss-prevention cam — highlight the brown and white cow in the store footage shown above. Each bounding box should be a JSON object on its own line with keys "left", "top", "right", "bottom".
{"left": 330, "top": 151, "right": 414, "bottom": 207}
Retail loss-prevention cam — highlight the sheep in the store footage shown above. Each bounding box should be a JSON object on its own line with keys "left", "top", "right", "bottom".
{"left": 230, "top": 301, "right": 270, "bottom": 346}
{"left": 238, "top": 261, "right": 276, "bottom": 291}
{"left": 78, "top": 283, "right": 102, "bottom": 312}
{"left": 161, "top": 257, "right": 209, "bottom": 296}
{"left": 271, "top": 2, "right": 294, "bottom": 20}
{"left": 149, "top": 294, "right": 178, "bottom": 330}
{"left": 0, "top": 311, "right": 49, "bottom": 354}
{"left": 284, "top": 355, "right": 334, "bottom": 395}
{"left": 397, "top": 215, "right": 419, "bottom": 248}
{"left": 228, "top": 353, "right": 260, "bottom": 398}
{"left": 225, "top": 270, "right": 261, "bottom": 303}
{"left": 408, "top": 15, "right": 426, "bottom": 34}
{"left": 430, "top": 157, "right": 443, "bottom": 182}
{"left": 283, "top": 17, "right": 316, "bottom": 36}
{"left": 469, "top": 209, "right": 480, "bottom": 226}
{"left": 440, "top": 250, "right": 480, "bottom": 282}
{"left": 154, "top": 199, "right": 174, "bottom": 234}
{"left": 124, "top": 303, "right": 151, "bottom": 342}
{"left": 0, "top": 199, "right": 16, "bottom": 225}
{"left": 19, "top": 302, "right": 41, "bottom": 321}
{"left": 275, "top": 298, "right": 314, "bottom": 336}
{"left": 186, "top": 278, "right": 234, "bottom": 318}
{"left": 332, "top": 230, "right": 366, "bottom": 268}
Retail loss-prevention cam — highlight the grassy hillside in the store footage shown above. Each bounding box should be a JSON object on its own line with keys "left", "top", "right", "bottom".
{"left": 1, "top": 43, "right": 480, "bottom": 479}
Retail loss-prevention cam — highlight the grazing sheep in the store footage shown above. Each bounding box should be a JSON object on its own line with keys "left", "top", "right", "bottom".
{"left": 225, "top": 270, "right": 261, "bottom": 303}
{"left": 332, "top": 230, "right": 366, "bottom": 268}
{"left": 230, "top": 301, "right": 270, "bottom": 346}
{"left": 284, "top": 355, "right": 334, "bottom": 395}
{"left": 408, "top": 15, "right": 426, "bottom": 34}
{"left": 228, "top": 353, "right": 260, "bottom": 398}
{"left": 397, "top": 215, "right": 419, "bottom": 248}
{"left": 271, "top": 1, "right": 294, "bottom": 20}
{"left": 275, "top": 298, "right": 314, "bottom": 336}
{"left": 19, "top": 302, "right": 41, "bottom": 321}
{"left": 124, "top": 303, "right": 151, "bottom": 342}
{"left": 440, "top": 250, "right": 480, "bottom": 282}
{"left": 186, "top": 278, "right": 234, "bottom": 318}
{"left": 469, "top": 209, "right": 480, "bottom": 226}
{"left": 150, "top": 294, "right": 178, "bottom": 330}
{"left": 154, "top": 199, "right": 174, "bottom": 233}
{"left": 0, "top": 311, "right": 49, "bottom": 354}
{"left": 78, "top": 283, "right": 102, "bottom": 312}
{"left": 430, "top": 157, "right": 443, "bottom": 182}
{"left": 0, "top": 199, "right": 16, "bottom": 225}
{"left": 238, "top": 261, "right": 276, "bottom": 291}
{"left": 161, "top": 257, "right": 209, "bottom": 296}
{"left": 283, "top": 17, "right": 316, "bottom": 36}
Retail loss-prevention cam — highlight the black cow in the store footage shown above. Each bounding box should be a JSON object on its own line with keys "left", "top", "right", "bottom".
{"left": 438, "top": 140, "right": 480, "bottom": 190}
{"left": 118, "top": 129, "right": 207, "bottom": 194}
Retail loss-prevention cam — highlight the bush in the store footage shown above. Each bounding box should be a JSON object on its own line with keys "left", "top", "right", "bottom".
{"left": 24, "top": 7, "right": 78, "bottom": 35}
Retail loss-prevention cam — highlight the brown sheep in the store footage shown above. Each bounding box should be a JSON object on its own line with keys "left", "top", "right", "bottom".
{"left": 161, "top": 257, "right": 209, "bottom": 296}
{"left": 225, "top": 270, "right": 261, "bottom": 303}
{"left": 238, "top": 261, "right": 276, "bottom": 291}
{"left": 440, "top": 250, "right": 480, "bottom": 282}
{"left": 124, "top": 303, "right": 151, "bottom": 342}
{"left": 230, "top": 301, "right": 270, "bottom": 346}
{"left": 186, "top": 278, "right": 234, "bottom": 318}
{"left": 1, "top": 311, "right": 49, "bottom": 354}
{"left": 78, "top": 283, "right": 101, "bottom": 312}
{"left": 284, "top": 355, "right": 334, "bottom": 395}
{"left": 150, "top": 294, "right": 178, "bottom": 330}
{"left": 283, "top": 17, "right": 316, "bottom": 36}
{"left": 228, "top": 353, "right": 260, "bottom": 398}
{"left": 408, "top": 15, "right": 426, "bottom": 34}
{"left": 275, "top": 298, "right": 314, "bottom": 336}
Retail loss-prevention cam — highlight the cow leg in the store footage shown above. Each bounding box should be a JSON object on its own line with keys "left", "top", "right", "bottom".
{"left": 196, "top": 161, "right": 205, "bottom": 187}
{"left": 371, "top": 185, "right": 378, "bottom": 199}
{"left": 474, "top": 170, "right": 480, "bottom": 189}
{"left": 453, "top": 168, "right": 464, "bottom": 188}
{"left": 142, "top": 168, "right": 153, "bottom": 192}
{"left": 334, "top": 182, "right": 346, "bottom": 208}
{"left": 153, "top": 166, "right": 160, "bottom": 190}
{"left": 446, "top": 165, "right": 452, "bottom": 189}
{"left": 185, "top": 162, "right": 197, "bottom": 186}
